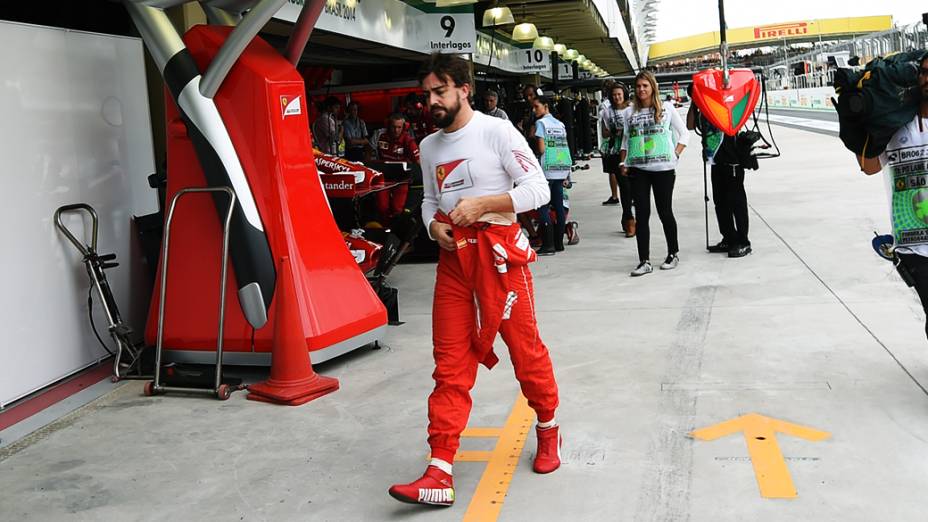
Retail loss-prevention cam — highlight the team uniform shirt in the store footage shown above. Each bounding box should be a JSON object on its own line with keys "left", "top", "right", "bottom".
{"left": 421, "top": 111, "right": 550, "bottom": 238}
{"left": 534, "top": 114, "right": 572, "bottom": 181}
{"left": 880, "top": 115, "right": 928, "bottom": 256}
{"left": 408, "top": 111, "right": 438, "bottom": 143}
{"left": 375, "top": 130, "right": 420, "bottom": 163}
{"left": 620, "top": 101, "right": 690, "bottom": 171}
{"left": 598, "top": 102, "right": 627, "bottom": 156}
{"left": 696, "top": 113, "right": 740, "bottom": 166}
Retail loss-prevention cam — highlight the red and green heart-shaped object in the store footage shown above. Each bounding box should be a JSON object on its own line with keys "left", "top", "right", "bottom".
{"left": 691, "top": 69, "right": 760, "bottom": 136}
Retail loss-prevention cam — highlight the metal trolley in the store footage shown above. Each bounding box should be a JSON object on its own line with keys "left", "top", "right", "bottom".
{"left": 54, "top": 204, "right": 149, "bottom": 381}
{"left": 144, "top": 187, "right": 242, "bottom": 400}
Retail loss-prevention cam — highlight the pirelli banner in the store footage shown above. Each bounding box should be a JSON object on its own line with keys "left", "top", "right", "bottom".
{"left": 648, "top": 15, "right": 892, "bottom": 62}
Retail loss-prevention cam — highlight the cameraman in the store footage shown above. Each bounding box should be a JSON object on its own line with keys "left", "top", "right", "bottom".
{"left": 858, "top": 53, "right": 928, "bottom": 339}
{"left": 599, "top": 82, "right": 635, "bottom": 236}
{"left": 687, "top": 85, "right": 751, "bottom": 258}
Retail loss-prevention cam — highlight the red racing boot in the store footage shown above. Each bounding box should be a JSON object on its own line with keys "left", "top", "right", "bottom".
{"left": 533, "top": 425, "right": 562, "bottom": 474}
{"left": 388, "top": 466, "right": 455, "bottom": 506}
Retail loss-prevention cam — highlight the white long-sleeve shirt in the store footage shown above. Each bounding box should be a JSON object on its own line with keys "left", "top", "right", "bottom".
{"left": 420, "top": 111, "right": 550, "bottom": 238}
{"left": 620, "top": 101, "right": 690, "bottom": 172}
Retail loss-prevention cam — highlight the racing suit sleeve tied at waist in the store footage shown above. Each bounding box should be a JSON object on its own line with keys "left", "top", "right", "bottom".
{"left": 434, "top": 213, "right": 537, "bottom": 369}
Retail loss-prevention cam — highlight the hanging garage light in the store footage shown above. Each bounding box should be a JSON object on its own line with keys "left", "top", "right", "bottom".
{"left": 512, "top": 22, "right": 539, "bottom": 42}
{"left": 436, "top": 0, "right": 478, "bottom": 6}
{"left": 533, "top": 36, "right": 555, "bottom": 50}
{"left": 553, "top": 43, "right": 567, "bottom": 56}
{"left": 481, "top": 6, "right": 515, "bottom": 26}
{"left": 564, "top": 48, "right": 579, "bottom": 60}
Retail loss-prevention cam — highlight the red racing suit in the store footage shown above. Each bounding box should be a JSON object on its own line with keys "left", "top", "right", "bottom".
{"left": 427, "top": 213, "right": 559, "bottom": 463}
{"left": 375, "top": 131, "right": 418, "bottom": 219}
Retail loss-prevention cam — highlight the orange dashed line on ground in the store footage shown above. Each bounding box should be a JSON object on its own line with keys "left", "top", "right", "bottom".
{"left": 460, "top": 393, "right": 534, "bottom": 522}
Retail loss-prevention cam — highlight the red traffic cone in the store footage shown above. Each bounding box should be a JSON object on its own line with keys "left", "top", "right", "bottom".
{"left": 248, "top": 256, "right": 339, "bottom": 405}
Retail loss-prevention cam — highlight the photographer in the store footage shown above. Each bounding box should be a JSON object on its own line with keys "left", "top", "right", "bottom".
{"left": 687, "top": 85, "right": 752, "bottom": 258}
{"left": 600, "top": 82, "right": 635, "bottom": 236}
{"left": 857, "top": 53, "right": 928, "bottom": 339}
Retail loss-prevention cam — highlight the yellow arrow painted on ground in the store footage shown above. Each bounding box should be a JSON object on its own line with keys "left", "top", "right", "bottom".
{"left": 690, "top": 413, "right": 830, "bottom": 499}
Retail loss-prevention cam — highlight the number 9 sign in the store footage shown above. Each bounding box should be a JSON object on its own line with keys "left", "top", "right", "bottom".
{"left": 440, "top": 15, "right": 455, "bottom": 37}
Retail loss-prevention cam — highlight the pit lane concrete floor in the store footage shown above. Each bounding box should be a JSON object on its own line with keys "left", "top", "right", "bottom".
{"left": 3, "top": 123, "right": 928, "bottom": 522}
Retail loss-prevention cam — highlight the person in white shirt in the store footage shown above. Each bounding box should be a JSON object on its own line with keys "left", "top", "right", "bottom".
{"left": 858, "top": 54, "right": 928, "bottom": 339}
{"left": 389, "top": 53, "right": 562, "bottom": 508}
{"left": 600, "top": 82, "right": 635, "bottom": 236}
{"left": 312, "top": 96, "right": 342, "bottom": 155}
{"left": 533, "top": 95, "right": 572, "bottom": 255}
{"left": 620, "top": 70, "right": 689, "bottom": 276}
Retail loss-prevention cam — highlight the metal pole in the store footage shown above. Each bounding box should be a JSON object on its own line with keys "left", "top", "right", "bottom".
{"left": 703, "top": 159, "right": 710, "bottom": 250}
{"left": 286, "top": 0, "right": 327, "bottom": 66}
{"left": 552, "top": 51, "right": 559, "bottom": 92}
{"left": 718, "top": 0, "right": 729, "bottom": 88}
{"left": 782, "top": 37, "right": 790, "bottom": 89}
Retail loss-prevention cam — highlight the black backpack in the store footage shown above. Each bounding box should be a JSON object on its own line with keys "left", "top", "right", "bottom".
{"left": 832, "top": 50, "right": 924, "bottom": 158}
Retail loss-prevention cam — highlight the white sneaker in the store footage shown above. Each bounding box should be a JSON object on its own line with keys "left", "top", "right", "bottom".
{"left": 660, "top": 254, "right": 679, "bottom": 270}
{"left": 630, "top": 261, "right": 652, "bottom": 277}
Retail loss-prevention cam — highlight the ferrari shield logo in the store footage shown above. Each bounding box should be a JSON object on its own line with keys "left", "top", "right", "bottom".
{"left": 436, "top": 159, "right": 466, "bottom": 190}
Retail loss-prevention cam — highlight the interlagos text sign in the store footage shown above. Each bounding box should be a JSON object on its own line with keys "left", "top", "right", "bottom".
{"left": 276, "top": 0, "right": 475, "bottom": 54}
{"left": 754, "top": 22, "right": 809, "bottom": 39}
{"left": 473, "top": 32, "right": 550, "bottom": 74}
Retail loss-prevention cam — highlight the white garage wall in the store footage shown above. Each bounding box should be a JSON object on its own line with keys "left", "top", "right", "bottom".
{"left": 0, "top": 21, "right": 157, "bottom": 408}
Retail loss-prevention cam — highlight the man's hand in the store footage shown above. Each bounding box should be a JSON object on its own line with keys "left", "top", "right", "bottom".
{"left": 449, "top": 197, "right": 486, "bottom": 227}
{"left": 620, "top": 165, "right": 628, "bottom": 177}
{"left": 430, "top": 221, "right": 457, "bottom": 251}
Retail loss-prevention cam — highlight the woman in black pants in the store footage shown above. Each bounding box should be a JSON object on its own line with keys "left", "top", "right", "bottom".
{"left": 619, "top": 70, "right": 689, "bottom": 276}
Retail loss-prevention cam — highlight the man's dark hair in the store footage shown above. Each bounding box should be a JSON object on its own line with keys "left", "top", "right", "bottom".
{"left": 324, "top": 96, "right": 340, "bottom": 110}
{"left": 485, "top": 89, "right": 499, "bottom": 100}
{"left": 418, "top": 53, "right": 472, "bottom": 87}
{"left": 535, "top": 94, "right": 553, "bottom": 108}
{"left": 387, "top": 112, "right": 407, "bottom": 123}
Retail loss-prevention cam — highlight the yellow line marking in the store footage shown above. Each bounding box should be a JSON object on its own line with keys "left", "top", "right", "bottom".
{"left": 461, "top": 393, "right": 534, "bottom": 522}
{"left": 461, "top": 427, "right": 504, "bottom": 438}
{"left": 691, "top": 413, "right": 830, "bottom": 499}
{"left": 454, "top": 451, "right": 494, "bottom": 462}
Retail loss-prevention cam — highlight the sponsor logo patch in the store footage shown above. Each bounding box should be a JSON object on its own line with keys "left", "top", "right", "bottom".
{"left": 512, "top": 150, "right": 536, "bottom": 173}
{"left": 417, "top": 488, "right": 454, "bottom": 504}
{"left": 280, "top": 95, "right": 302, "bottom": 118}
{"left": 435, "top": 159, "right": 474, "bottom": 193}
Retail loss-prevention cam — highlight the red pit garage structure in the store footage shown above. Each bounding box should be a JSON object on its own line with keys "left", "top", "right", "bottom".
{"left": 125, "top": 0, "right": 388, "bottom": 397}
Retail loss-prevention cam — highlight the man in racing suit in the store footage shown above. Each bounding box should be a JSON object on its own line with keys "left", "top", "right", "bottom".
{"left": 388, "top": 53, "right": 562, "bottom": 507}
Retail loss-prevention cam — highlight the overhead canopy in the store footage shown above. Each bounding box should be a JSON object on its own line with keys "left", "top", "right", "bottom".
{"left": 649, "top": 15, "right": 893, "bottom": 63}
{"left": 489, "top": 0, "right": 639, "bottom": 75}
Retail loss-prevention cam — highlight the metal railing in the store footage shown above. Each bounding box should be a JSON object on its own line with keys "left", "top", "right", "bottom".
{"left": 764, "top": 20, "right": 928, "bottom": 91}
